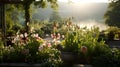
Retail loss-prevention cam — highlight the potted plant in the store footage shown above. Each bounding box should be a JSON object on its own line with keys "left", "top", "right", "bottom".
{"left": 61, "top": 27, "right": 108, "bottom": 64}
{"left": 61, "top": 31, "right": 79, "bottom": 63}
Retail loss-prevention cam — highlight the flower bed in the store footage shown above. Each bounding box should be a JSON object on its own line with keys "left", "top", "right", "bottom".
{"left": 0, "top": 63, "right": 45, "bottom": 67}
{"left": 61, "top": 27, "right": 120, "bottom": 66}
{"left": 0, "top": 36, "right": 62, "bottom": 67}
{"left": 1, "top": 26, "right": 120, "bottom": 67}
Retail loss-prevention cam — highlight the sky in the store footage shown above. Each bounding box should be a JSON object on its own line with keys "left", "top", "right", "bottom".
{"left": 58, "top": 0, "right": 109, "bottom": 3}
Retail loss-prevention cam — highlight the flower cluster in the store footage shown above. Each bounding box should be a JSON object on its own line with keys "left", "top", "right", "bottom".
{"left": 10, "top": 33, "right": 43, "bottom": 46}
{"left": 0, "top": 37, "right": 62, "bottom": 66}
{"left": 51, "top": 33, "right": 64, "bottom": 40}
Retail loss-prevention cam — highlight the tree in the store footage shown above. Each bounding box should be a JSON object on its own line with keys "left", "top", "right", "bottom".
{"left": 49, "top": 10, "right": 62, "bottom": 22}
{"left": 22, "top": 0, "right": 58, "bottom": 33}
{"left": 1, "top": 0, "right": 58, "bottom": 34}
{"left": 104, "top": 0, "right": 120, "bottom": 27}
{"left": 5, "top": 4, "right": 22, "bottom": 36}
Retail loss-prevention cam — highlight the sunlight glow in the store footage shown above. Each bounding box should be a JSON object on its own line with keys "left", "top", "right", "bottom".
{"left": 35, "top": 0, "right": 40, "bottom": 1}
{"left": 58, "top": 0, "right": 109, "bottom": 3}
{"left": 77, "top": 20, "right": 108, "bottom": 31}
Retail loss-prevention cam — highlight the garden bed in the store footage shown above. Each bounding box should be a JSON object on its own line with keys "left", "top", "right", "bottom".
{"left": 0, "top": 63, "right": 93, "bottom": 67}
{"left": 73, "top": 64, "right": 93, "bottom": 67}
{"left": 0, "top": 63, "right": 45, "bottom": 67}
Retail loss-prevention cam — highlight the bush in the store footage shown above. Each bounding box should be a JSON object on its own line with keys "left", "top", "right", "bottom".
{"left": 0, "top": 37, "right": 62, "bottom": 67}
{"left": 62, "top": 27, "right": 111, "bottom": 64}
{"left": 92, "top": 48, "right": 120, "bottom": 67}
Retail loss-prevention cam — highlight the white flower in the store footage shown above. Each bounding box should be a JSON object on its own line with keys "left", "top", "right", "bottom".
{"left": 62, "top": 35, "right": 65, "bottom": 39}
{"left": 56, "top": 40, "right": 61, "bottom": 44}
{"left": 20, "top": 34, "right": 24, "bottom": 38}
{"left": 24, "top": 32, "right": 28, "bottom": 37}
{"left": 38, "top": 45, "right": 43, "bottom": 51}
{"left": 35, "top": 33, "right": 38, "bottom": 37}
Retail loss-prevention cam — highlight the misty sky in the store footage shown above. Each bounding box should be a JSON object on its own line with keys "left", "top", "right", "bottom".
{"left": 57, "top": 1, "right": 109, "bottom": 30}
{"left": 32, "top": 1, "right": 109, "bottom": 30}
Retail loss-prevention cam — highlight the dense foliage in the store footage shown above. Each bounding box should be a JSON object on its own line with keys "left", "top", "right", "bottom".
{"left": 0, "top": 36, "right": 62, "bottom": 67}
{"left": 92, "top": 48, "right": 120, "bottom": 67}
{"left": 49, "top": 10, "right": 62, "bottom": 23}
{"left": 1, "top": 0, "right": 120, "bottom": 66}
{"left": 104, "top": 0, "right": 120, "bottom": 27}
{"left": 61, "top": 26, "right": 120, "bottom": 65}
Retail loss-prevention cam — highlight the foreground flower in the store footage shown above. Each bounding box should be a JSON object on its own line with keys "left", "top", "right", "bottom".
{"left": 47, "top": 43, "right": 52, "bottom": 47}
{"left": 81, "top": 46, "right": 87, "bottom": 53}
{"left": 57, "top": 33, "right": 61, "bottom": 39}
{"left": 38, "top": 45, "right": 44, "bottom": 51}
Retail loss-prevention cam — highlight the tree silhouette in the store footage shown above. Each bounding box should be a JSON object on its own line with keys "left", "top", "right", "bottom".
{"left": 104, "top": 0, "right": 120, "bottom": 27}
{"left": 49, "top": 10, "right": 62, "bottom": 22}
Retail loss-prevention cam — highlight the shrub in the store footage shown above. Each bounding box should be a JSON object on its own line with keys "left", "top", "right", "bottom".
{"left": 0, "top": 37, "right": 62, "bottom": 67}
{"left": 92, "top": 48, "right": 120, "bottom": 67}
{"left": 62, "top": 27, "right": 110, "bottom": 64}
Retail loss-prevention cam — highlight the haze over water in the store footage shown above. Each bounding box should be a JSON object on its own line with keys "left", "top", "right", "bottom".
{"left": 33, "top": 0, "right": 109, "bottom": 30}
{"left": 58, "top": 0, "right": 109, "bottom": 30}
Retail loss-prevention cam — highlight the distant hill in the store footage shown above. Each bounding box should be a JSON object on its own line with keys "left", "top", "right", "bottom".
{"left": 32, "top": 2, "right": 108, "bottom": 23}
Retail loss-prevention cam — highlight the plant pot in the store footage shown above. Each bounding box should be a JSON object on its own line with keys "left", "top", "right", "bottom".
{"left": 118, "top": 34, "right": 120, "bottom": 40}
{"left": 73, "top": 64, "right": 93, "bottom": 67}
{"left": 0, "top": 63, "right": 45, "bottom": 67}
{"left": 60, "top": 52, "right": 77, "bottom": 63}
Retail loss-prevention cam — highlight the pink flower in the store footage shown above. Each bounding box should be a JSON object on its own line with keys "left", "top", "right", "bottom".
{"left": 35, "top": 37, "right": 41, "bottom": 41}
{"left": 81, "top": 46, "right": 87, "bottom": 53}
{"left": 47, "top": 43, "right": 52, "bottom": 47}
{"left": 51, "top": 34, "right": 54, "bottom": 38}
{"left": 35, "top": 33, "right": 38, "bottom": 37}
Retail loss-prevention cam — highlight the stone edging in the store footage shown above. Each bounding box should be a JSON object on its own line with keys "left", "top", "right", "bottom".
{"left": 0, "top": 63, "right": 44, "bottom": 67}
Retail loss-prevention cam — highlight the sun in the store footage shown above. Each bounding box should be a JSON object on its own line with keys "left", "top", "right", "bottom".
{"left": 58, "top": 0, "right": 109, "bottom": 3}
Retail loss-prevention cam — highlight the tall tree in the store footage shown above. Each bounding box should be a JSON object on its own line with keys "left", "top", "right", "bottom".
{"left": 104, "top": 0, "right": 120, "bottom": 27}
{"left": 49, "top": 10, "right": 62, "bottom": 22}
{"left": 5, "top": 4, "right": 21, "bottom": 32}
{"left": 22, "top": 0, "right": 58, "bottom": 33}
{"left": 0, "top": 0, "right": 58, "bottom": 32}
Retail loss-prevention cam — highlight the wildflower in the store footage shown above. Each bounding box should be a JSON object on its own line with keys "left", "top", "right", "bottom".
{"left": 51, "top": 34, "right": 54, "bottom": 38}
{"left": 20, "top": 34, "right": 24, "bottom": 38}
{"left": 56, "top": 40, "right": 61, "bottom": 44}
{"left": 52, "top": 38, "right": 56, "bottom": 43}
{"left": 47, "top": 43, "right": 52, "bottom": 47}
{"left": 62, "top": 35, "right": 65, "bottom": 39}
{"left": 35, "top": 33, "right": 39, "bottom": 37}
{"left": 24, "top": 32, "right": 28, "bottom": 37}
{"left": 46, "top": 34, "right": 49, "bottom": 37}
{"left": 57, "top": 33, "right": 61, "bottom": 39}
{"left": 42, "top": 43, "right": 46, "bottom": 46}
{"left": 38, "top": 45, "right": 43, "bottom": 51}
{"left": 53, "top": 33, "right": 56, "bottom": 39}
{"left": 32, "top": 34, "right": 36, "bottom": 37}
